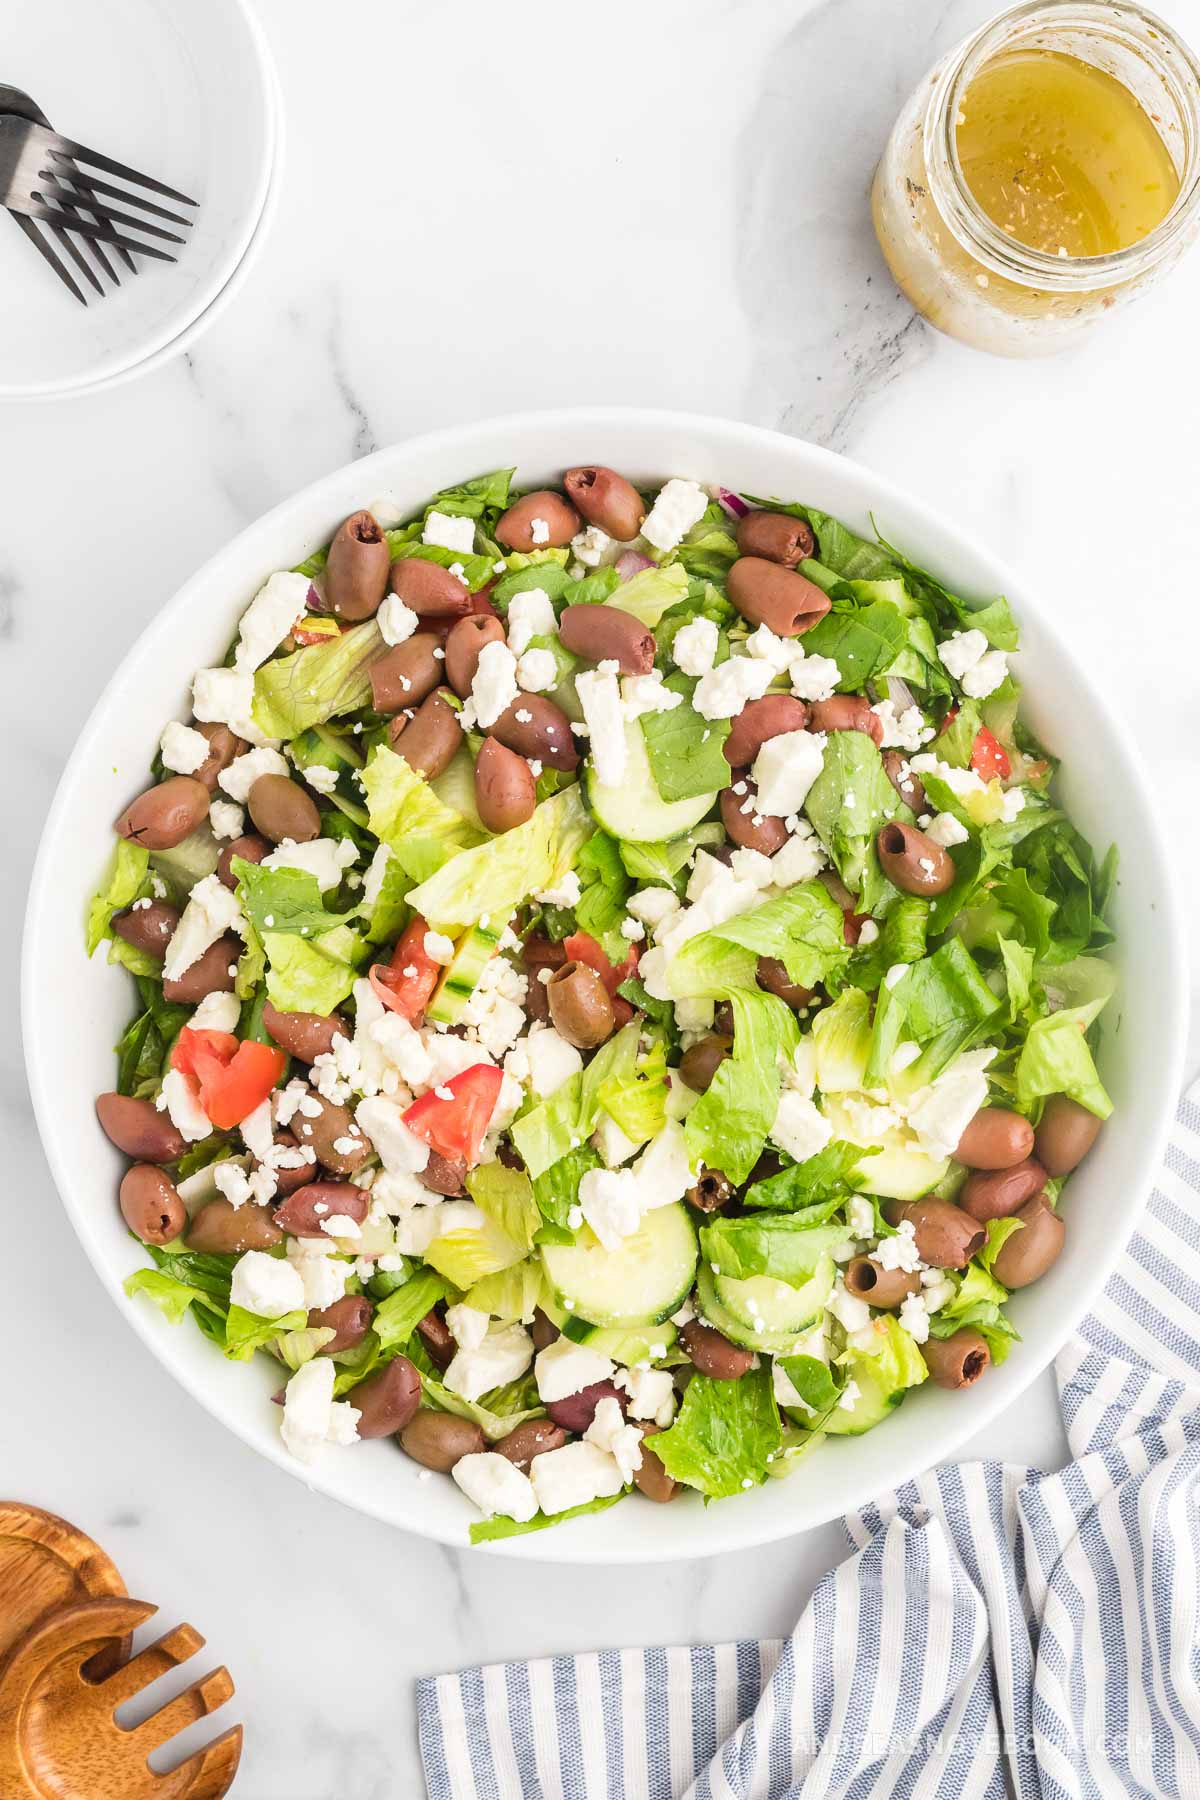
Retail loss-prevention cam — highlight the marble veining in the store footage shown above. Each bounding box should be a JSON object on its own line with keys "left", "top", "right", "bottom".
{"left": 3, "top": 0, "right": 1199, "bottom": 1791}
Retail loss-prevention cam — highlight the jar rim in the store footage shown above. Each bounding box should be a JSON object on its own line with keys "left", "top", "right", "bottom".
{"left": 924, "top": 0, "right": 1200, "bottom": 289}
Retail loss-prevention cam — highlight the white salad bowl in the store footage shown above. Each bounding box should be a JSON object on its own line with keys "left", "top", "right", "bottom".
{"left": 23, "top": 409, "right": 1185, "bottom": 1561}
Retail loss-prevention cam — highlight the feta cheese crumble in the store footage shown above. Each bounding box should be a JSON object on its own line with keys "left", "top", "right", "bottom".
{"left": 641, "top": 478, "right": 709, "bottom": 553}
{"left": 159, "top": 720, "right": 210, "bottom": 776}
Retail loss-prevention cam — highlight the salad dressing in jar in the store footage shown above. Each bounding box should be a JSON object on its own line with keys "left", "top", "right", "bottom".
{"left": 872, "top": 2, "right": 1200, "bottom": 354}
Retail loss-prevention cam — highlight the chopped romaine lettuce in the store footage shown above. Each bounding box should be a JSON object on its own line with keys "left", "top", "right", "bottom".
{"left": 406, "top": 785, "right": 590, "bottom": 932}
{"left": 252, "top": 621, "right": 388, "bottom": 740}
{"left": 86, "top": 838, "right": 150, "bottom": 956}
{"left": 685, "top": 991, "right": 797, "bottom": 1185}
{"left": 651, "top": 1365, "right": 782, "bottom": 1498}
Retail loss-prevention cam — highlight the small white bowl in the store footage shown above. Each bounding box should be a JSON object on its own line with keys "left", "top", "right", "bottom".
{"left": 0, "top": 0, "right": 277, "bottom": 400}
{"left": 23, "top": 410, "right": 1186, "bottom": 1562}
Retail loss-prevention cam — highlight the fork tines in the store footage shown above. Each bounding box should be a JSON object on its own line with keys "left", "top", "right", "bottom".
{"left": 42, "top": 128, "right": 197, "bottom": 209}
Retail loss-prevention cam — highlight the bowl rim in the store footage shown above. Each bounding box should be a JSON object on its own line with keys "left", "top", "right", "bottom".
{"left": 23, "top": 406, "right": 1187, "bottom": 1561}
{"left": 0, "top": 0, "right": 278, "bottom": 401}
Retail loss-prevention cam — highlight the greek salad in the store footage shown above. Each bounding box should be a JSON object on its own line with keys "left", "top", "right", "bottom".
{"left": 89, "top": 465, "right": 1116, "bottom": 1542}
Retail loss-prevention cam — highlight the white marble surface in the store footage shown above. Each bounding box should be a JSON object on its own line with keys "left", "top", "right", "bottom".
{"left": 4, "top": 0, "right": 1200, "bottom": 1793}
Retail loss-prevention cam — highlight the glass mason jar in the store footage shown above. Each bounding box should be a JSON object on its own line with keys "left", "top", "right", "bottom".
{"left": 872, "top": 1, "right": 1200, "bottom": 355}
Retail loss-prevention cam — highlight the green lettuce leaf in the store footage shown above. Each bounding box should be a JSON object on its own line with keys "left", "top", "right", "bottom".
{"left": 263, "top": 927, "right": 360, "bottom": 1015}
{"left": 651, "top": 1364, "right": 782, "bottom": 1498}
{"left": 124, "top": 1266, "right": 209, "bottom": 1326}
{"left": 406, "top": 785, "right": 591, "bottom": 932}
{"left": 700, "top": 1216, "right": 845, "bottom": 1284}
{"left": 776, "top": 1353, "right": 842, "bottom": 1416}
{"left": 926, "top": 1261, "right": 1020, "bottom": 1362}
{"left": 685, "top": 991, "right": 798, "bottom": 1185}
{"left": 573, "top": 832, "right": 635, "bottom": 962}
{"left": 742, "top": 1143, "right": 875, "bottom": 1211}
{"left": 223, "top": 1302, "right": 307, "bottom": 1362}
{"left": 697, "top": 881, "right": 848, "bottom": 991}
{"left": 866, "top": 938, "right": 1001, "bottom": 1091}
{"left": 597, "top": 1034, "right": 668, "bottom": 1143}
{"left": 530, "top": 1146, "right": 601, "bottom": 1233}
{"left": 252, "top": 621, "right": 388, "bottom": 740}
{"left": 639, "top": 674, "right": 732, "bottom": 802}
{"left": 373, "top": 1268, "right": 452, "bottom": 1352}
{"left": 617, "top": 823, "right": 724, "bottom": 886}
{"left": 87, "top": 838, "right": 150, "bottom": 955}
{"left": 465, "top": 1163, "right": 542, "bottom": 1255}
{"left": 464, "top": 1260, "right": 545, "bottom": 1324}
{"left": 845, "top": 896, "right": 929, "bottom": 993}
{"left": 611, "top": 561, "right": 689, "bottom": 626}
{"left": 798, "top": 600, "right": 908, "bottom": 690}
{"left": 1016, "top": 1004, "right": 1112, "bottom": 1120}
{"left": 469, "top": 1492, "right": 625, "bottom": 1545}
{"left": 360, "top": 744, "right": 477, "bottom": 886}
{"left": 803, "top": 730, "right": 909, "bottom": 910}
{"left": 234, "top": 858, "right": 353, "bottom": 939}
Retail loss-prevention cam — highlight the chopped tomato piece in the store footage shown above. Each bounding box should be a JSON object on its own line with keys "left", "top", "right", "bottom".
{"left": 369, "top": 916, "right": 440, "bottom": 1021}
{"left": 468, "top": 584, "right": 500, "bottom": 621}
{"left": 564, "top": 930, "right": 638, "bottom": 995}
{"left": 939, "top": 706, "right": 1012, "bottom": 784}
{"left": 403, "top": 1064, "right": 503, "bottom": 1166}
{"left": 170, "top": 1027, "right": 287, "bottom": 1130}
{"left": 970, "top": 726, "right": 1011, "bottom": 783}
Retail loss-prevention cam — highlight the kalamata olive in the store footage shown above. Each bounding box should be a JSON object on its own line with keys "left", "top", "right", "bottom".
{"left": 388, "top": 691, "right": 463, "bottom": 780}
{"left": 96, "top": 1093, "right": 186, "bottom": 1162}
{"left": 192, "top": 723, "right": 245, "bottom": 793}
{"left": 161, "top": 935, "right": 241, "bottom": 1005}
{"left": 680, "top": 1320, "right": 753, "bottom": 1379}
{"left": 633, "top": 1423, "right": 679, "bottom": 1503}
{"left": 1034, "top": 1095, "right": 1103, "bottom": 1177}
{"left": 756, "top": 955, "right": 815, "bottom": 1010}
{"left": 522, "top": 933, "right": 567, "bottom": 974}
{"left": 843, "top": 1255, "right": 921, "bottom": 1309}
{"left": 369, "top": 633, "right": 444, "bottom": 714}
{"left": 418, "top": 1151, "right": 467, "bottom": 1197}
{"left": 400, "top": 1410, "right": 487, "bottom": 1470}
{"left": 720, "top": 780, "right": 788, "bottom": 854}
{"left": 722, "top": 694, "right": 810, "bottom": 768}
{"left": 349, "top": 1355, "right": 422, "bottom": 1439}
{"left": 882, "top": 750, "right": 926, "bottom": 815}
{"left": 557, "top": 603, "right": 655, "bottom": 674}
{"left": 325, "top": 510, "right": 391, "bottom": 620}
{"left": 495, "top": 490, "right": 580, "bottom": 552}
{"left": 735, "top": 510, "right": 816, "bottom": 567}
{"left": 115, "top": 776, "right": 209, "bottom": 850}
{"left": 264, "top": 1130, "right": 313, "bottom": 1195}
{"left": 955, "top": 1108, "right": 1036, "bottom": 1171}
{"left": 922, "top": 1328, "right": 991, "bottom": 1389}
{"left": 490, "top": 695, "right": 579, "bottom": 771}
{"left": 444, "top": 614, "right": 506, "bottom": 698}
{"left": 684, "top": 1168, "right": 735, "bottom": 1212}
{"left": 310, "top": 1294, "right": 374, "bottom": 1355}
{"left": 475, "top": 735, "right": 536, "bottom": 833}
{"left": 247, "top": 774, "right": 320, "bottom": 846}
{"left": 959, "top": 1158, "right": 1047, "bottom": 1223}
{"left": 727, "top": 557, "right": 831, "bottom": 636}
{"left": 417, "top": 1309, "right": 457, "bottom": 1370}
{"left": 261, "top": 1002, "right": 346, "bottom": 1064}
{"left": 274, "top": 1180, "right": 369, "bottom": 1239}
{"left": 816, "top": 869, "right": 869, "bottom": 946}
{"left": 547, "top": 961, "right": 615, "bottom": 1049}
{"left": 111, "top": 901, "right": 179, "bottom": 960}
{"left": 495, "top": 1419, "right": 569, "bottom": 1470}
{"left": 389, "top": 558, "right": 473, "bottom": 619}
{"left": 525, "top": 977, "right": 551, "bottom": 1024}
{"left": 991, "top": 1193, "right": 1065, "bottom": 1289}
{"left": 186, "top": 1198, "right": 282, "bottom": 1254}
{"left": 290, "top": 1096, "right": 370, "bottom": 1175}
{"left": 119, "top": 1164, "right": 186, "bottom": 1244}
{"left": 713, "top": 1001, "right": 734, "bottom": 1035}
{"left": 678, "top": 1034, "right": 733, "bottom": 1094}
{"left": 876, "top": 822, "right": 955, "bottom": 897}
{"left": 531, "top": 1307, "right": 560, "bottom": 1352}
{"left": 888, "top": 1197, "right": 985, "bottom": 1269}
{"left": 564, "top": 466, "right": 646, "bottom": 540}
{"left": 545, "top": 1378, "right": 625, "bottom": 1434}
{"left": 217, "top": 833, "right": 269, "bottom": 891}
{"left": 808, "top": 696, "right": 884, "bottom": 745}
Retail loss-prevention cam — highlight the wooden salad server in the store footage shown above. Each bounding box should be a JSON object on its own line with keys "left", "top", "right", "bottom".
{"left": 0, "top": 1503, "right": 241, "bottom": 1798}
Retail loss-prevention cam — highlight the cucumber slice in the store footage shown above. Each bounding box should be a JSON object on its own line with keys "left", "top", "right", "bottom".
{"left": 559, "top": 1318, "right": 678, "bottom": 1363}
{"left": 713, "top": 1257, "right": 835, "bottom": 1338}
{"left": 426, "top": 923, "right": 501, "bottom": 1026}
{"left": 852, "top": 1143, "right": 948, "bottom": 1201}
{"left": 696, "top": 1266, "right": 824, "bottom": 1355}
{"left": 541, "top": 1203, "right": 698, "bottom": 1328}
{"left": 587, "top": 721, "right": 716, "bottom": 845}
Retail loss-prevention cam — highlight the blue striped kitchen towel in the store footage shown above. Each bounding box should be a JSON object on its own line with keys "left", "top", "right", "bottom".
{"left": 418, "top": 1081, "right": 1200, "bottom": 1799}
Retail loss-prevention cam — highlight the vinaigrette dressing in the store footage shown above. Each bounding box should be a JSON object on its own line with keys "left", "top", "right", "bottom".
{"left": 956, "top": 49, "right": 1180, "bottom": 259}
{"left": 871, "top": 2, "right": 1200, "bottom": 356}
